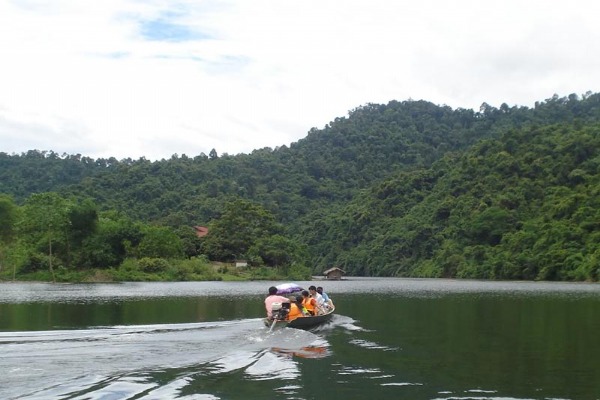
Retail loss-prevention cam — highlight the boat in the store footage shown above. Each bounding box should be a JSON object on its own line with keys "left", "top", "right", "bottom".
{"left": 264, "top": 306, "right": 335, "bottom": 330}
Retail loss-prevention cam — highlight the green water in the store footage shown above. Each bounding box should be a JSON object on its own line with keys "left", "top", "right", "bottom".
{"left": 1, "top": 279, "right": 599, "bottom": 399}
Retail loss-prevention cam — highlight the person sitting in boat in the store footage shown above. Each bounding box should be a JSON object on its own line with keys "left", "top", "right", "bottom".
{"left": 265, "top": 286, "right": 290, "bottom": 320}
{"left": 302, "top": 290, "right": 323, "bottom": 315}
{"left": 317, "top": 286, "right": 334, "bottom": 309}
{"left": 287, "top": 295, "right": 309, "bottom": 321}
{"left": 308, "top": 286, "right": 326, "bottom": 314}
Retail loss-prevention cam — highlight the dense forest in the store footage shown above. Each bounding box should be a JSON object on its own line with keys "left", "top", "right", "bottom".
{"left": 1, "top": 92, "right": 599, "bottom": 282}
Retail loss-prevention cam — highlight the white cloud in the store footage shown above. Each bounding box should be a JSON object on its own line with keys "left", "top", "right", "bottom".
{"left": 0, "top": 0, "right": 599, "bottom": 160}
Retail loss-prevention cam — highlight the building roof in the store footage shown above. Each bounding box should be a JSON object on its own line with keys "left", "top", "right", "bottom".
{"left": 193, "top": 226, "right": 209, "bottom": 237}
{"left": 323, "top": 267, "right": 346, "bottom": 275}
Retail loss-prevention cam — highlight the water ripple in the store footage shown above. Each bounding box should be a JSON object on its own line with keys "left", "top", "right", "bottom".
{"left": 0, "top": 319, "right": 327, "bottom": 399}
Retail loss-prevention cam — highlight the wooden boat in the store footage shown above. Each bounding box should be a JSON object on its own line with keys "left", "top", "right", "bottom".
{"left": 264, "top": 307, "right": 335, "bottom": 330}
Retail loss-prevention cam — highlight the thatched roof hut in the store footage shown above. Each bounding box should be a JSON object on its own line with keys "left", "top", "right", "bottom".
{"left": 323, "top": 267, "right": 345, "bottom": 280}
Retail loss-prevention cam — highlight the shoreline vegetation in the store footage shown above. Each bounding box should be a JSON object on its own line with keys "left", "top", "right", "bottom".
{"left": 3, "top": 94, "right": 600, "bottom": 282}
{"left": 0, "top": 259, "right": 313, "bottom": 283}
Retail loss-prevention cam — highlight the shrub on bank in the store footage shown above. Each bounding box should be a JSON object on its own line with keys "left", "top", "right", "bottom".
{"left": 138, "top": 257, "right": 170, "bottom": 273}
{"left": 110, "top": 256, "right": 225, "bottom": 281}
{"left": 166, "top": 257, "right": 220, "bottom": 281}
{"left": 2, "top": 254, "right": 308, "bottom": 283}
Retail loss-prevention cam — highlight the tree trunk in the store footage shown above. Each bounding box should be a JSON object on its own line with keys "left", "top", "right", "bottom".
{"left": 49, "top": 235, "right": 56, "bottom": 283}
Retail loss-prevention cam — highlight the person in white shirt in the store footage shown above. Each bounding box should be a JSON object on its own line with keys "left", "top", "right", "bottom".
{"left": 317, "top": 286, "right": 334, "bottom": 309}
{"left": 308, "top": 285, "right": 326, "bottom": 314}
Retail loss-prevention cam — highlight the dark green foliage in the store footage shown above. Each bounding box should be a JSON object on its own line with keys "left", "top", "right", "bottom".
{"left": 200, "top": 198, "right": 292, "bottom": 265}
{"left": 0, "top": 195, "right": 18, "bottom": 275}
{"left": 468, "top": 206, "right": 515, "bottom": 245}
{"left": 137, "top": 226, "right": 184, "bottom": 259}
{"left": 0, "top": 151, "right": 113, "bottom": 202}
{"left": 2, "top": 92, "right": 600, "bottom": 281}
{"left": 68, "top": 198, "right": 98, "bottom": 247}
{"left": 310, "top": 121, "right": 600, "bottom": 281}
{"left": 83, "top": 211, "right": 143, "bottom": 268}
{"left": 19, "top": 251, "right": 52, "bottom": 274}
{"left": 0, "top": 195, "right": 18, "bottom": 244}
{"left": 174, "top": 226, "right": 203, "bottom": 258}
{"left": 247, "top": 234, "right": 306, "bottom": 267}
{"left": 138, "top": 257, "right": 170, "bottom": 273}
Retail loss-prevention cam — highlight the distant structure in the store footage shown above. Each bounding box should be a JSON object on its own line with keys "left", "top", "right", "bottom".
{"left": 235, "top": 260, "right": 248, "bottom": 268}
{"left": 323, "top": 267, "right": 345, "bottom": 280}
{"left": 194, "top": 226, "right": 209, "bottom": 238}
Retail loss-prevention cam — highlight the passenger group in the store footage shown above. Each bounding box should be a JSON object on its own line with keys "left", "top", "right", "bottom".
{"left": 264, "top": 285, "right": 334, "bottom": 321}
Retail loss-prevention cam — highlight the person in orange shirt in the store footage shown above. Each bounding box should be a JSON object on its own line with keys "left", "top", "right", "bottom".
{"left": 301, "top": 290, "right": 318, "bottom": 315}
{"left": 287, "top": 295, "right": 309, "bottom": 321}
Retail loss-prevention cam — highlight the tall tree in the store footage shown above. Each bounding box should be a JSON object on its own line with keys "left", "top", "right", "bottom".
{"left": 137, "top": 225, "right": 184, "bottom": 259}
{"left": 201, "top": 199, "right": 282, "bottom": 262}
{"left": 20, "top": 193, "right": 72, "bottom": 282}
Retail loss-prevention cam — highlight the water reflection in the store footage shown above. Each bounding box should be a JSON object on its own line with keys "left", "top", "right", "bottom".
{"left": 271, "top": 337, "right": 330, "bottom": 359}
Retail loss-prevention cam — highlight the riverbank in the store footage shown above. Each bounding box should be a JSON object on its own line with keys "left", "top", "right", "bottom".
{"left": 0, "top": 259, "right": 313, "bottom": 283}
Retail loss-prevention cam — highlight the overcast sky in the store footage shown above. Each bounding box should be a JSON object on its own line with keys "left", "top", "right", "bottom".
{"left": 1, "top": 0, "right": 599, "bottom": 161}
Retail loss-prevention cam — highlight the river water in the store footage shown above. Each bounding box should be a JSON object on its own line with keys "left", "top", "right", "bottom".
{"left": 1, "top": 278, "right": 599, "bottom": 400}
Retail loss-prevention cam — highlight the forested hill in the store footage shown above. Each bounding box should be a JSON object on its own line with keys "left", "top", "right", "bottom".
{"left": 1, "top": 92, "right": 600, "bottom": 280}
{"left": 3, "top": 94, "right": 599, "bottom": 217}
{"left": 303, "top": 121, "right": 600, "bottom": 281}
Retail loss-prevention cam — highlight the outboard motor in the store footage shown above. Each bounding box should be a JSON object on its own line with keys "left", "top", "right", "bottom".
{"left": 271, "top": 302, "right": 291, "bottom": 321}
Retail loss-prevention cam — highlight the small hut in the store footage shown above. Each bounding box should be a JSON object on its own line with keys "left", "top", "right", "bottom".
{"left": 323, "top": 267, "right": 345, "bottom": 280}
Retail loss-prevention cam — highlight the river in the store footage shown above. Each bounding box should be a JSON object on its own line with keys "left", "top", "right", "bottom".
{"left": 1, "top": 278, "right": 599, "bottom": 399}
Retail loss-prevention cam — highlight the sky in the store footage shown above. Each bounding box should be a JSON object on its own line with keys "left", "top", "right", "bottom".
{"left": 1, "top": 0, "right": 599, "bottom": 161}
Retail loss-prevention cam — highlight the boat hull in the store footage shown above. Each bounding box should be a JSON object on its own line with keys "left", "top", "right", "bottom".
{"left": 265, "top": 307, "right": 335, "bottom": 330}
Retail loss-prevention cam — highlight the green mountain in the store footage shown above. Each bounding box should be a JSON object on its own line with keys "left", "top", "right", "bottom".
{"left": 1, "top": 92, "right": 599, "bottom": 280}
{"left": 308, "top": 121, "right": 600, "bottom": 281}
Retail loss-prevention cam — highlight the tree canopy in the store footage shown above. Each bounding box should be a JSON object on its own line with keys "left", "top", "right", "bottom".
{"left": 1, "top": 92, "right": 600, "bottom": 281}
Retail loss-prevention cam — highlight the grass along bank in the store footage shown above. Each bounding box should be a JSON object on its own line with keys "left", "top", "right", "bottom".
{"left": 0, "top": 256, "right": 313, "bottom": 283}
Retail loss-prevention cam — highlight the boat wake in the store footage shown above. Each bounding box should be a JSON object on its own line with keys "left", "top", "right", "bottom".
{"left": 0, "top": 319, "right": 329, "bottom": 399}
